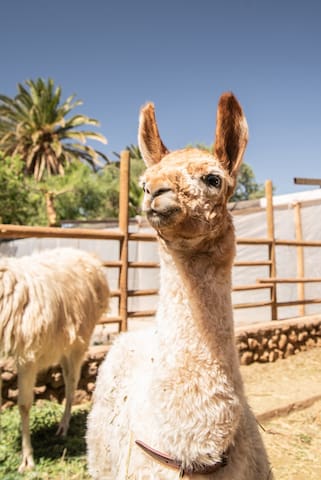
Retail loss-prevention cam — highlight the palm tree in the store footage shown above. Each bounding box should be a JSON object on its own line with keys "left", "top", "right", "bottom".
{"left": 0, "top": 78, "right": 109, "bottom": 180}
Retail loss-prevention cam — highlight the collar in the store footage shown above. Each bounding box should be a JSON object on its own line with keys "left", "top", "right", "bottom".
{"left": 135, "top": 439, "right": 228, "bottom": 476}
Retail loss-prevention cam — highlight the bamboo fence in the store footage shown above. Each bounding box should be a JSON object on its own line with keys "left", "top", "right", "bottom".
{"left": 0, "top": 152, "right": 321, "bottom": 332}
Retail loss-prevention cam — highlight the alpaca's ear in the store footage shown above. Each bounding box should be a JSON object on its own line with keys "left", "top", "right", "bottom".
{"left": 138, "top": 103, "right": 169, "bottom": 166}
{"left": 213, "top": 92, "right": 248, "bottom": 183}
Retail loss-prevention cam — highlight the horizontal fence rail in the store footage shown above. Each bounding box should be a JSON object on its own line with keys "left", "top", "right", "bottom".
{"left": 0, "top": 224, "right": 124, "bottom": 240}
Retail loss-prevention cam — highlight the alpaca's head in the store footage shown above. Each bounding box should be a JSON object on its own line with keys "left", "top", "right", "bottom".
{"left": 138, "top": 93, "right": 248, "bottom": 247}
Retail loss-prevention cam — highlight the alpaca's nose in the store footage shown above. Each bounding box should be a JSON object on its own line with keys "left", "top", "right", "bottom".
{"left": 142, "top": 182, "right": 178, "bottom": 214}
{"left": 144, "top": 182, "right": 172, "bottom": 199}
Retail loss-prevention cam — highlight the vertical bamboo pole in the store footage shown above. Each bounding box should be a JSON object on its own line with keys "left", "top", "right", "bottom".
{"left": 118, "top": 150, "right": 130, "bottom": 332}
{"left": 294, "top": 202, "right": 305, "bottom": 316}
{"left": 265, "top": 180, "right": 278, "bottom": 320}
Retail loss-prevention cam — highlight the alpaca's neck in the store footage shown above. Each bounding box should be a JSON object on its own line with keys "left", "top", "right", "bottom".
{"left": 156, "top": 223, "right": 239, "bottom": 372}
{"left": 150, "top": 223, "right": 245, "bottom": 459}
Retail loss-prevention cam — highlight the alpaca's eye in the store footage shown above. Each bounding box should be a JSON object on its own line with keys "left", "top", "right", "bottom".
{"left": 141, "top": 182, "right": 146, "bottom": 192}
{"left": 203, "top": 174, "right": 222, "bottom": 189}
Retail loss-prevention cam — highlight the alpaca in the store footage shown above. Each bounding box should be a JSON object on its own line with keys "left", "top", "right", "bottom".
{"left": 0, "top": 247, "right": 110, "bottom": 472}
{"left": 86, "top": 93, "right": 273, "bottom": 479}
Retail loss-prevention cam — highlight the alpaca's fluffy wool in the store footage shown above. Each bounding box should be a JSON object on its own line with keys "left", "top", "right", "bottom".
{"left": 0, "top": 247, "right": 110, "bottom": 472}
{"left": 0, "top": 248, "right": 109, "bottom": 364}
{"left": 86, "top": 93, "right": 273, "bottom": 480}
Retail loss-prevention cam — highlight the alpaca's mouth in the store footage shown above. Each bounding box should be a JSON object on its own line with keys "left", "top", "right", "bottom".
{"left": 146, "top": 207, "right": 180, "bottom": 226}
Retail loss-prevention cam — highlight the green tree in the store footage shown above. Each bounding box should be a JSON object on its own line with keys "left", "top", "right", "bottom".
{"left": 28, "top": 162, "right": 122, "bottom": 225}
{"left": 0, "top": 78, "right": 109, "bottom": 181}
{"left": 0, "top": 153, "right": 124, "bottom": 226}
{"left": 0, "top": 153, "right": 38, "bottom": 224}
{"left": 232, "top": 162, "right": 265, "bottom": 201}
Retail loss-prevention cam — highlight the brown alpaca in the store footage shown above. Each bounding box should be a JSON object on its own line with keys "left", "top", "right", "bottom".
{"left": 87, "top": 93, "right": 273, "bottom": 479}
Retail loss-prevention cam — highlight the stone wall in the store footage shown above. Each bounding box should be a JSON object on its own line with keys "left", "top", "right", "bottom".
{"left": 236, "top": 315, "right": 321, "bottom": 365}
{"left": 1, "top": 315, "right": 321, "bottom": 408}
{"left": 0, "top": 345, "right": 108, "bottom": 409}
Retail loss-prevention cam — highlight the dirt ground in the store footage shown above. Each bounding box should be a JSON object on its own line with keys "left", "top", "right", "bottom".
{"left": 241, "top": 347, "right": 321, "bottom": 479}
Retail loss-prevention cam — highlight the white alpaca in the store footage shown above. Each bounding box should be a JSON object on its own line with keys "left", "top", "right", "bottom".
{"left": 86, "top": 93, "right": 273, "bottom": 479}
{"left": 0, "top": 247, "right": 110, "bottom": 472}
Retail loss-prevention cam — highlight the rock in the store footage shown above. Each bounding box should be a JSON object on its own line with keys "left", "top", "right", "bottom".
{"left": 87, "top": 362, "right": 99, "bottom": 377}
{"left": 259, "top": 351, "right": 270, "bottom": 363}
{"left": 261, "top": 337, "right": 268, "bottom": 347}
{"left": 288, "top": 330, "right": 298, "bottom": 344}
{"left": 236, "top": 333, "right": 247, "bottom": 343}
{"left": 46, "top": 389, "right": 60, "bottom": 403}
{"left": 269, "top": 351, "right": 279, "bottom": 362}
{"left": 285, "top": 342, "right": 295, "bottom": 357}
{"left": 278, "top": 334, "right": 288, "bottom": 350}
{"left": 1, "top": 371, "right": 15, "bottom": 383}
{"left": 240, "top": 351, "right": 254, "bottom": 365}
{"left": 34, "top": 385, "right": 47, "bottom": 395}
{"left": 50, "top": 371, "right": 64, "bottom": 388}
{"left": 87, "top": 382, "right": 96, "bottom": 393}
{"left": 74, "top": 389, "right": 89, "bottom": 405}
{"left": 248, "top": 338, "right": 258, "bottom": 350}
{"left": 8, "top": 388, "right": 18, "bottom": 400}
{"left": 268, "top": 339, "right": 277, "bottom": 350}
{"left": 298, "top": 331, "right": 308, "bottom": 343}
{"left": 238, "top": 341, "right": 248, "bottom": 352}
{"left": 306, "top": 338, "right": 317, "bottom": 348}
{"left": 276, "top": 349, "right": 284, "bottom": 359}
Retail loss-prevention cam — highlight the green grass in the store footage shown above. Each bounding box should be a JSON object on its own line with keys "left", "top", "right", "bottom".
{"left": 0, "top": 401, "right": 91, "bottom": 480}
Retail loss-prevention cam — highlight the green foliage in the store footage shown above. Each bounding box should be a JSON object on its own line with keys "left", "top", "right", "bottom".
{"left": 0, "top": 153, "right": 38, "bottom": 224}
{"left": 0, "top": 78, "right": 108, "bottom": 181}
{"left": 0, "top": 154, "right": 124, "bottom": 225}
{"left": 36, "top": 162, "right": 120, "bottom": 221}
{"left": 0, "top": 402, "right": 90, "bottom": 479}
{"left": 232, "top": 162, "right": 265, "bottom": 201}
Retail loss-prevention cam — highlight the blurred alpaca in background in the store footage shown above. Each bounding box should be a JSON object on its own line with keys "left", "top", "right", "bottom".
{"left": 0, "top": 247, "right": 110, "bottom": 472}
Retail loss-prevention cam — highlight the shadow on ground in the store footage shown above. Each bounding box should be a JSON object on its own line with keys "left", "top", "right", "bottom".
{"left": 31, "top": 407, "right": 88, "bottom": 461}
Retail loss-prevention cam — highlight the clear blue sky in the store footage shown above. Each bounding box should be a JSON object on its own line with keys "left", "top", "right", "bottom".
{"left": 1, "top": 0, "right": 321, "bottom": 194}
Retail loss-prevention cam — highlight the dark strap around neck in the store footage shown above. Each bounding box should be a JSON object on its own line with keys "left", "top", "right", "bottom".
{"left": 135, "top": 439, "right": 228, "bottom": 475}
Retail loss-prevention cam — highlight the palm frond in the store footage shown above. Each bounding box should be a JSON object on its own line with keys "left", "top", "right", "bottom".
{"left": 0, "top": 77, "right": 108, "bottom": 180}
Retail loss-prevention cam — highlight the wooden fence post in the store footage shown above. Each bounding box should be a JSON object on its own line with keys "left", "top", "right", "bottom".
{"left": 118, "top": 150, "right": 130, "bottom": 332}
{"left": 265, "top": 180, "right": 278, "bottom": 320}
{"left": 294, "top": 202, "right": 305, "bottom": 315}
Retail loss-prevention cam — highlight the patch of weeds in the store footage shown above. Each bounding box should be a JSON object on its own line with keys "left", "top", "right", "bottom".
{"left": 298, "top": 433, "right": 312, "bottom": 445}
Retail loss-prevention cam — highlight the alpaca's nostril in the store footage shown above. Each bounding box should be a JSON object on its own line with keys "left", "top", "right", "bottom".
{"left": 144, "top": 183, "right": 172, "bottom": 198}
{"left": 153, "top": 188, "right": 172, "bottom": 198}
{"left": 143, "top": 183, "right": 151, "bottom": 195}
